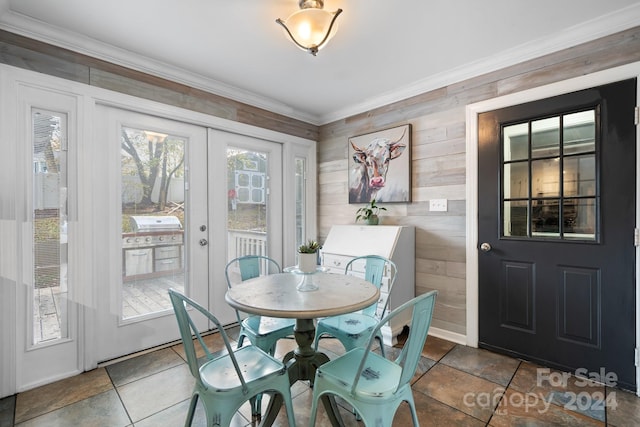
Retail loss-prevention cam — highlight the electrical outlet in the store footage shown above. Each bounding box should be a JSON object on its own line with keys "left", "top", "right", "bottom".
{"left": 430, "top": 199, "right": 448, "bottom": 212}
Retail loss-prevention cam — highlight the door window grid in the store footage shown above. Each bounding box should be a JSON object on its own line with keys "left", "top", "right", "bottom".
{"left": 502, "top": 109, "right": 597, "bottom": 241}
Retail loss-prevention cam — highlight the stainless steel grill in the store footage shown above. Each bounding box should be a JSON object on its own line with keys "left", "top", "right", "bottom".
{"left": 123, "top": 216, "right": 184, "bottom": 279}
{"left": 129, "top": 215, "right": 183, "bottom": 233}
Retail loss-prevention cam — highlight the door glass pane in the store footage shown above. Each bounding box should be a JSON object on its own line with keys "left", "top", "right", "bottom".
{"left": 504, "top": 200, "right": 528, "bottom": 237}
{"left": 531, "top": 117, "right": 560, "bottom": 158}
{"left": 32, "top": 109, "right": 68, "bottom": 345}
{"left": 227, "top": 147, "right": 268, "bottom": 260}
{"left": 121, "top": 127, "right": 185, "bottom": 320}
{"left": 532, "top": 158, "right": 559, "bottom": 198}
{"left": 504, "top": 162, "right": 528, "bottom": 199}
{"left": 564, "top": 198, "right": 596, "bottom": 239}
{"left": 532, "top": 199, "right": 560, "bottom": 236}
{"left": 295, "top": 157, "right": 306, "bottom": 249}
{"left": 564, "top": 154, "right": 596, "bottom": 197}
{"left": 564, "top": 110, "right": 595, "bottom": 155}
{"left": 503, "top": 123, "right": 528, "bottom": 161}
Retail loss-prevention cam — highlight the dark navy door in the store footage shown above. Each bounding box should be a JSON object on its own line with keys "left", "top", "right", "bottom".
{"left": 478, "top": 78, "right": 637, "bottom": 390}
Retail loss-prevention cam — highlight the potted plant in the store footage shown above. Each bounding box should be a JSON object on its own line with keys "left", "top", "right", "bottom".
{"left": 298, "top": 239, "right": 320, "bottom": 273}
{"left": 355, "top": 198, "right": 386, "bottom": 225}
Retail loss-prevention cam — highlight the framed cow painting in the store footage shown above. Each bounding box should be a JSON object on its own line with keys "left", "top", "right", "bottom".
{"left": 348, "top": 123, "right": 411, "bottom": 204}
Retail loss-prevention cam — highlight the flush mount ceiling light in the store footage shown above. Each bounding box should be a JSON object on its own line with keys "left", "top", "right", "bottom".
{"left": 276, "top": 0, "right": 343, "bottom": 56}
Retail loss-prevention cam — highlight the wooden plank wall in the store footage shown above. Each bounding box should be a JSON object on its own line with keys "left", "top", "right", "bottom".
{"left": 317, "top": 26, "right": 640, "bottom": 336}
{"left": 0, "top": 30, "right": 319, "bottom": 141}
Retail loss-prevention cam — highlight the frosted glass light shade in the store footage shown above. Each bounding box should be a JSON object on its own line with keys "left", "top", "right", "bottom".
{"left": 277, "top": 7, "right": 342, "bottom": 56}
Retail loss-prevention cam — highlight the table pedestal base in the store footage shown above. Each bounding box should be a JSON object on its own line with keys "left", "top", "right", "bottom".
{"left": 261, "top": 318, "right": 345, "bottom": 427}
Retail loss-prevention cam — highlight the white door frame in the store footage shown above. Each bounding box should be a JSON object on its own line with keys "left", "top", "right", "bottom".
{"left": 12, "top": 79, "right": 84, "bottom": 393}
{"left": 466, "top": 61, "right": 640, "bottom": 394}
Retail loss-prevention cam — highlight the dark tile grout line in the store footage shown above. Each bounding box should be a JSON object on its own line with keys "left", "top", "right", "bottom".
{"left": 104, "top": 360, "right": 134, "bottom": 427}
{"left": 485, "top": 359, "right": 522, "bottom": 427}
{"left": 409, "top": 343, "right": 495, "bottom": 426}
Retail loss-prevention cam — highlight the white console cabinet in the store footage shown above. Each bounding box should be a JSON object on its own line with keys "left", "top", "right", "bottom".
{"left": 320, "top": 225, "right": 415, "bottom": 346}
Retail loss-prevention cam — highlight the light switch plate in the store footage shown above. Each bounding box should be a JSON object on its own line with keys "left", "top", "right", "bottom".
{"left": 430, "top": 199, "right": 448, "bottom": 212}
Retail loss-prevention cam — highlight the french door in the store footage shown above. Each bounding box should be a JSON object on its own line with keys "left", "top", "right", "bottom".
{"left": 207, "top": 129, "right": 283, "bottom": 323}
{"left": 92, "top": 106, "right": 210, "bottom": 362}
{"left": 92, "top": 109, "right": 284, "bottom": 363}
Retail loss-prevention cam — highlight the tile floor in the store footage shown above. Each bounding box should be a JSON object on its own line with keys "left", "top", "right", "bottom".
{"left": 2, "top": 327, "right": 640, "bottom": 426}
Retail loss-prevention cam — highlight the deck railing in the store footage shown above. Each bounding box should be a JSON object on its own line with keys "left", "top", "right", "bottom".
{"left": 227, "top": 229, "right": 268, "bottom": 259}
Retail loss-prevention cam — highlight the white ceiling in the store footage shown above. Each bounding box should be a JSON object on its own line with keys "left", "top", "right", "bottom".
{"left": 1, "top": 0, "right": 639, "bottom": 125}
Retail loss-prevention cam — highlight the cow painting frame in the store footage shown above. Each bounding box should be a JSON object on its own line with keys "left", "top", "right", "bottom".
{"left": 348, "top": 123, "right": 412, "bottom": 204}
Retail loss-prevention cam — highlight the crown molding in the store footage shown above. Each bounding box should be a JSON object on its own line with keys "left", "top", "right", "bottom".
{"left": 1, "top": 4, "right": 639, "bottom": 127}
{"left": 0, "top": 10, "right": 320, "bottom": 125}
{"left": 319, "top": 3, "right": 640, "bottom": 125}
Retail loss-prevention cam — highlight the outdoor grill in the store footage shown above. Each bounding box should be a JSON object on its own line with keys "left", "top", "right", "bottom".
{"left": 123, "top": 215, "right": 184, "bottom": 280}
{"left": 128, "top": 215, "right": 183, "bottom": 233}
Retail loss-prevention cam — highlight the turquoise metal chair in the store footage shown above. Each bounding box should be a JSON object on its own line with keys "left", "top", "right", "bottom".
{"left": 225, "top": 255, "right": 296, "bottom": 356}
{"left": 225, "top": 255, "right": 296, "bottom": 419}
{"left": 168, "top": 289, "right": 296, "bottom": 427}
{"left": 309, "top": 290, "right": 437, "bottom": 427}
{"left": 313, "top": 255, "right": 397, "bottom": 357}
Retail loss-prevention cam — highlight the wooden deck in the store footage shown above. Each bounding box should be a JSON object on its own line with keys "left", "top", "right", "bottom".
{"left": 34, "top": 273, "right": 184, "bottom": 344}
{"left": 33, "top": 285, "right": 64, "bottom": 343}
{"left": 122, "top": 273, "right": 184, "bottom": 318}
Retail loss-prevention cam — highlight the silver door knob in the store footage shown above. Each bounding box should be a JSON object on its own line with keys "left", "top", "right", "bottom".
{"left": 480, "top": 242, "right": 492, "bottom": 252}
{"left": 199, "top": 239, "right": 208, "bottom": 246}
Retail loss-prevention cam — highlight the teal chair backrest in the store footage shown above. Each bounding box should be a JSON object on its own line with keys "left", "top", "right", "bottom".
{"left": 364, "top": 257, "right": 386, "bottom": 288}
{"left": 168, "top": 288, "right": 249, "bottom": 393}
{"left": 239, "top": 256, "right": 261, "bottom": 281}
{"left": 225, "top": 255, "right": 281, "bottom": 324}
{"left": 351, "top": 290, "right": 437, "bottom": 394}
{"left": 345, "top": 255, "right": 397, "bottom": 317}
{"left": 394, "top": 290, "right": 437, "bottom": 389}
{"left": 226, "top": 255, "right": 281, "bottom": 285}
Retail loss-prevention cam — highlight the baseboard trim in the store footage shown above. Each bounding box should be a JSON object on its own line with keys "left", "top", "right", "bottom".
{"left": 429, "top": 326, "right": 467, "bottom": 346}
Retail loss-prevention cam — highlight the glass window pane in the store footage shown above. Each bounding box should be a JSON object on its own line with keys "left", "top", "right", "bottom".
{"left": 251, "top": 174, "right": 263, "bottom": 188}
{"left": 532, "top": 117, "right": 560, "bottom": 158}
{"left": 227, "top": 148, "right": 268, "bottom": 260}
{"left": 32, "top": 109, "right": 68, "bottom": 345}
{"left": 532, "top": 199, "right": 560, "bottom": 236}
{"left": 504, "top": 200, "right": 528, "bottom": 237}
{"left": 532, "top": 158, "right": 559, "bottom": 197}
{"left": 531, "top": 117, "right": 560, "bottom": 158}
{"left": 564, "top": 154, "right": 595, "bottom": 197}
{"left": 564, "top": 198, "right": 596, "bottom": 240}
{"left": 504, "top": 162, "right": 528, "bottom": 199}
{"left": 237, "top": 187, "right": 249, "bottom": 202}
{"left": 503, "top": 123, "right": 528, "bottom": 161}
{"left": 237, "top": 172, "right": 249, "bottom": 187}
{"left": 564, "top": 110, "right": 595, "bottom": 155}
{"left": 295, "top": 158, "right": 306, "bottom": 249}
{"left": 121, "top": 127, "right": 185, "bottom": 320}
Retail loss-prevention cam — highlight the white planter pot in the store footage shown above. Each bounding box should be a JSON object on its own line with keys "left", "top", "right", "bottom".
{"left": 298, "top": 252, "right": 317, "bottom": 273}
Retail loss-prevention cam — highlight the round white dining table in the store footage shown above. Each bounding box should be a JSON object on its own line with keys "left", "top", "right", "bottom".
{"left": 225, "top": 271, "right": 380, "bottom": 319}
{"left": 225, "top": 271, "right": 380, "bottom": 426}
